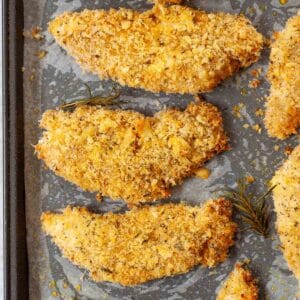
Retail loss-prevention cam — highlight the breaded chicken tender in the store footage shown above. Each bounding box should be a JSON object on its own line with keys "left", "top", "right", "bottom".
{"left": 265, "top": 14, "right": 300, "bottom": 139}
{"left": 48, "top": 5, "right": 263, "bottom": 94}
{"left": 271, "top": 145, "right": 300, "bottom": 281}
{"left": 41, "top": 198, "right": 237, "bottom": 286}
{"left": 217, "top": 263, "right": 258, "bottom": 300}
{"left": 35, "top": 101, "right": 228, "bottom": 205}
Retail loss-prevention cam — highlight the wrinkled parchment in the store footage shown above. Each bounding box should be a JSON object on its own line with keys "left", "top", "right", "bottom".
{"left": 24, "top": 0, "right": 299, "bottom": 299}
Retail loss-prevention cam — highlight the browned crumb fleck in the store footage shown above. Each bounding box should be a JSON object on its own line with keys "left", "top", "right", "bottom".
{"left": 248, "top": 79, "right": 261, "bottom": 88}
{"left": 274, "top": 145, "right": 280, "bottom": 151}
{"left": 75, "top": 284, "right": 81, "bottom": 292}
{"left": 36, "top": 50, "right": 47, "bottom": 59}
{"left": 243, "top": 124, "right": 250, "bottom": 129}
{"left": 48, "top": 280, "right": 56, "bottom": 288}
{"left": 51, "top": 291, "right": 59, "bottom": 297}
{"left": 232, "top": 103, "right": 245, "bottom": 119}
{"left": 217, "top": 263, "right": 258, "bottom": 300}
{"left": 284, "top": 146, "right": 293, "bottom": 156}
{"left": 48, "top": 6, "right": 263, "bottom": 94}
{"left": 255, "top": 108, "right": 264, "bottom": 117}
{"left": 245, "top": 175, "right": 255, "bottom": 184}
{"left": 243, "top": 258, "right": 251, "bottom": 264}
{"left": 41, "top": 199, "right": 237, "bottom": 286}
{"left": 265, "top": 15, "right": 300, "bottom": 139}
{"left": 240, "top": 88, "right": 248, "bottom": 96}
{"left": 194, "top": 167, "right": 211, "bottom": 179}
{"left": 247, "top": 7, "right": 256, "bottom": 17}
{"left": 252, "top": 124, "right": 262, "bottom": 134}
{"left": 63, "top": 282, "right": 68, "bottom": 289}
{"left": 279, "top": 0, "right": 288, "bottom": 5}
{"left": 250, "top": 69, "right": 260, "bottom": 78}
{"left": 30, "top": 73, "right": 35, "bottom": 81}
{"left": 35, "top": 101, "right": 228, "bottom": 205}
{"left": 28, "top": 26, "right": 44, "bottom": 40}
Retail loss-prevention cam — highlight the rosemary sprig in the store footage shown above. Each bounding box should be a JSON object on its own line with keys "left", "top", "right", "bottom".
{"left": 59, "top": 83, "right": 126, "bottom": 110}
{"left": 218, "top": 179, "right": 276, "bottom": 237}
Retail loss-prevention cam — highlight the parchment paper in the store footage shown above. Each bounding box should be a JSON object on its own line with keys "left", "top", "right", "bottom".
{"left": 24, "top": 0, "right": 299, "bottom": 299}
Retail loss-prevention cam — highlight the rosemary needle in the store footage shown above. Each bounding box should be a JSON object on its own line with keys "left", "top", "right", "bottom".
{"left": 218, "top": 179, "right": 276, "bottom": 237}
{"left": 59, "top": 83, "right": 126, "bottom": 110}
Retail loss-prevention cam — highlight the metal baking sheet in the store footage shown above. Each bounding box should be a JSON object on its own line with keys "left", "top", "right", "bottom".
{"left": 23, "top": 0, "right": 299, "bottom": 299}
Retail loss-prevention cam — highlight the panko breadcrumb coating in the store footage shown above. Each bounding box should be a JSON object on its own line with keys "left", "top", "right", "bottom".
{"left": 41, "top": 198, "right": 237, "bottom": 286}
{"left": 265, "top": 14, "right": 300, "bottom": 139}
{"left": 35, "top": 101, "right": 228, "bottom": 205}
{"left": 217, "top": 263, "right": 258, "bottom": 300}
{"left": 271, "top": 145, "right": 300, "bottom": 281}
{"left": 48, "top": 5, "right": 263, "bottom": 94}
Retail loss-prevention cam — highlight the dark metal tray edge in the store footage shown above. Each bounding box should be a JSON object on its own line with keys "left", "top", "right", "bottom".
{"left": 3, "top": 0, "right": 29, "bottom": 299}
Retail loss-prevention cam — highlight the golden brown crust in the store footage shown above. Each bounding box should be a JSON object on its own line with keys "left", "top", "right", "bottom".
{"left": 41, "top": 198, "right": 237, "bottom": 286}
{"left": 35, "top": 101, "right": 228, "bottom": 205}
{"left": 271, "top": 145, "right": 300, "bottom": 280}
{"left": 265, "top": 14, "right": 300, "bottom": 139}
{"left": 217, "top": 263, "right": 258, "bottom": 300}
{"left": 48, "top": 6, "right": 263, "bottom": 94}
{"left": 153, "top": 0, "right": 183, "bottom": 5}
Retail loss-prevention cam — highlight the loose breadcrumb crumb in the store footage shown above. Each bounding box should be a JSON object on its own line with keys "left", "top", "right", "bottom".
{"left": 217, "top": 263, "right": 258, "bottom": 300}
{"left": 41, "top": 199, "right": 237, "bottom": 286}
{"left": 75, "top": 285, "right": 81, "bottom": 292}
{"left": 49, "top": 5, "right": 263, "bottom": 94}
{"left": 232, "top": 103, "right": 245, "bottom": 119}
{"left": 271, "top": 145, "right": 300, "bottom": 281}
{"left": 248, "top": 79, "right": 261, "bottom": 88}
{"left": 250, "top": 68, "right": 262, "bottom": 78}
{"left": 36, "top": 50, "right": 47, "bottom": 59}
{"left": 274, "top": 145, "right": 280, "bottom": 151}
{"left": 240, "top": 88, "right": 248, "bottom": 96}
{"left": 255, "top": 108, "right": 264, "bottom": 117}
{"left": 252, "top": 124, "right": 262, "bottom": 134}
{"left": 194, "top": 167, "right": 211, "bottom": 179}
{"left": 279, "top": 0, "right": 289, "bottom": 5}
{"left": 265, "top": 14, "right": 300, "bottom": 139}
{"left": 245, "top": 175, "right": 255, "bottom": 184}
{"left": 51, "top": 291, "right": 59, "bottom": 297}
{"left": 25, "top": 26, "right": 44, "bottom": 40}
{"left": 35, "top": 101, "right": 228, "bottom": 205}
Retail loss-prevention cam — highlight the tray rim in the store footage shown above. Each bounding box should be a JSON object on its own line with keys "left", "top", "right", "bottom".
{"left": 3, "top": 0, "right": 29, "bottom": 298}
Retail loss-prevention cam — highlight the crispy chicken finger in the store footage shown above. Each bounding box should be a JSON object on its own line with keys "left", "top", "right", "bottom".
{"left": 217, "top": 263, "right": 258, "bottom": 300}
{"left": 49, "top": 5, "right": 263, "bottom": 94}
{"left": 265, "top": 14, "right": 300, "bottom": 139}
{"left": 35, "top": 101, "right": 228, "bottom": 205}
{"left": 271, "top": 145, "right": 300, "bottom": 281}
{"left": 41, "top": 198, "right": 237, "bottom": 286}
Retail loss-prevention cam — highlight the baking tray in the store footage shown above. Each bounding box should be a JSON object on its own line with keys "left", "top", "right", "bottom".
{"left": 5, "top": 0, "right": 300, "bottom": 299}
{"left": 3, "top": 0, "right": 29, "bottom": 299}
